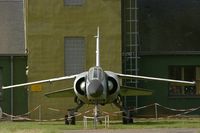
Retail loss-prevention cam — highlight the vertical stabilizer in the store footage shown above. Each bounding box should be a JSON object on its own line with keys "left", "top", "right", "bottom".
{"left": 95, "top": 27, "right": 100, "bottom": 67}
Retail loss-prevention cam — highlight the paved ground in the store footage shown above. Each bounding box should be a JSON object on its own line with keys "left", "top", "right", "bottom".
{"left": 64, "top": 128, "right": 200, "bottom": 133}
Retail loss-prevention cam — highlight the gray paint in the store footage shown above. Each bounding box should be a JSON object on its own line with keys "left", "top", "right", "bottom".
{"left": 0, "top": 0, "right": 25, "bottom": 54}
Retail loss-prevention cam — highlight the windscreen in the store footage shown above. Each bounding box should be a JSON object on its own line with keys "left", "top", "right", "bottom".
{"left": 88, "top": 67, "right": 104, "bottom": 81}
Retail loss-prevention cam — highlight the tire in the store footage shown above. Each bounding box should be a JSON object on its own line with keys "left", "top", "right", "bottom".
{"left": 0, "top": 107, "right": 2, "bottom": 119}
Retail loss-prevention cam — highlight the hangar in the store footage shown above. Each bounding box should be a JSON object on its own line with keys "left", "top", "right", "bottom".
{"left": 1, "top": 0, "right": 200, "bottom": 119}
{"left": 137, "top": 0, "right": 200, "bottom": 114}
{"left": 0, "top": 0, "right": 27, "bottom": 116}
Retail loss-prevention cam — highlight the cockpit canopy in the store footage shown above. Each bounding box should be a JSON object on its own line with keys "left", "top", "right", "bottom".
{"left": 88, "top": 67, "right": 104, "bottom": 81}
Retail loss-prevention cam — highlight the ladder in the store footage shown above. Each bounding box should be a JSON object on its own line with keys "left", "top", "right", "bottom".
{"left": 122, "top": 0, "right": 139, "bottom": 108}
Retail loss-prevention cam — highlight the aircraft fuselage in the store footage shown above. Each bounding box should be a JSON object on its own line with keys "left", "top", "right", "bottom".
{"left": 74, "top": 66, "right": 120, "bottom": 105}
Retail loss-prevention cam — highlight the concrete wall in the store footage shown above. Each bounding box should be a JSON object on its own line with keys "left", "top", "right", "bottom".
{"left": 27, "top": 0, "right": 121, "bottom": 119}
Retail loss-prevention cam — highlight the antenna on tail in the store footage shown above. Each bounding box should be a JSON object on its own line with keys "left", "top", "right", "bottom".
{"left": 95, "top": 27, "right": 100, "bottom": 67}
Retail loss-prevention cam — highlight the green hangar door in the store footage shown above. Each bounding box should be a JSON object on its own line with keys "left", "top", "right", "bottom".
{"left": 0, "top": 56, "right": 27, "bottom": 116}
{"left": 13, "top": 56, "right": 28, "bottom": 116}
{"left": 0, "top": 68, "right": 2, "bottom": 103}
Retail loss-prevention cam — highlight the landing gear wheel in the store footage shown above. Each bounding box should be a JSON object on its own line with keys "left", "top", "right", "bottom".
{"left": 65, "top": 97, "right": 84, "bottom": 125}
{"left": 65, "top": 109, "right": 76, "bottom": 125}
{"left": 122, "top": 108, "right": 133, "bottom": 124}
{"left": 65, "top": 115, "right": 75, "bottom": 125}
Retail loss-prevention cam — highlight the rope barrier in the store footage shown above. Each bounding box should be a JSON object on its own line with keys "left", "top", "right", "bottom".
{"left": 167, "top": 106, "right": 200, "bottom": 118}
{"left": 1, "top": 103, "right": 200, "bottom": 122}
{"left": 100, "top": 103, "right": 200, "bottom": 120}
{"left": 1, "top": 105, "right": 41, "bottom": 121}
{"left": 156, "top": 103, "right": 196, "bottom": 112}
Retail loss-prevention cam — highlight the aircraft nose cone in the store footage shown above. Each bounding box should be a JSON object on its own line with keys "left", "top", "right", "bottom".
{"left": 88, "top": 80, "right": 103, "bottom": 97}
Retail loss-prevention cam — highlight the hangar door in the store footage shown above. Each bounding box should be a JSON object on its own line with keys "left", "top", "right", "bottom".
{"left": 0, "top": 68, "right": 2, "bottom": 101}
{"left": 0, "top": 56, "right": 27, "bottom": 116}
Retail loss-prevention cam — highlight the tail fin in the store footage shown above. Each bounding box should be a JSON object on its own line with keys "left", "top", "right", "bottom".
{"left": 95, "top": 27, "right": 100, "bottom": 67}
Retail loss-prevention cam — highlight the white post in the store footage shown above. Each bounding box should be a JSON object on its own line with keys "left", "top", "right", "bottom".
{"left": 105, "top": 116, "right": 106, "bottom": 128}
{"left": 83, "top": 116, "right": 87, "bottom": 129}
{"left": 107, "top": 115, "right": 109, "bottom": 128}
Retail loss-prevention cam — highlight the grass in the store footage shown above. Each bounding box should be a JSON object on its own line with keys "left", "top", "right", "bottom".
{"left": 0, "top": 118, "right": 199, "bottom": 133}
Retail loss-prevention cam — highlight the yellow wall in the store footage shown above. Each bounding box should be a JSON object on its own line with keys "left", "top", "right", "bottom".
{"left": 27, "top": 0, "right": 121, "bottom": 119}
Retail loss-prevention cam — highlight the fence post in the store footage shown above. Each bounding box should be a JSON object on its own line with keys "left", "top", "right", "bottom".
{"left": 155, "top": 103, "right": 158, "bottom": 120}
{"left": 39, "top": 105, "right": 41, "bottom": 122}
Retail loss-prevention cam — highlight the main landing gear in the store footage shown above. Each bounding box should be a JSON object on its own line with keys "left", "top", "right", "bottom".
{"left": 113, "top": 96, "right": 134, "bottom": 124}
{"left": 65, "top": 97, "right": 84, "bottom": 125}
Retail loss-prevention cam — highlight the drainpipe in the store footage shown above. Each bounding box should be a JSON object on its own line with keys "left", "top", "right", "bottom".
{"left": 10, "top": 56, "right": 13, "bottom": 120}
{"left": 23, "top": 0, "right": 27, "bottom": 53}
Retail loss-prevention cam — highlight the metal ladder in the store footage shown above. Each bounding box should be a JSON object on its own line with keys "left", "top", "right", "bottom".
{"left": 122, "top": 0, "right": 139, "bottom": 108}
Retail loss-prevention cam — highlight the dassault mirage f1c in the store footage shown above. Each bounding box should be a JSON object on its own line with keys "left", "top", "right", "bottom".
{"left": 2, "top": 27, "right": 195, "bottom": 125}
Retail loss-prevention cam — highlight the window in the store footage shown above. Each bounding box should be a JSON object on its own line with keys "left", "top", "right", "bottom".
{"left": 168, "top": 66, "right": 200, "bottom": 97}
{"left": 64, "top": 0, "right": 85, "bottom": 6}
{"left": 64, "top": 37, "right": 85, "bottom": 75}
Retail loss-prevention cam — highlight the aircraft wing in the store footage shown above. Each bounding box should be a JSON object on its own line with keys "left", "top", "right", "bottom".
{"left": 44, "top": 87, "right": 74, "bottom": 98}
{"left": 120, "top": 86, "right": 152, "bottom": 96}
{"left": 2, "top": 75, "right": 77, "bottom": 90}
{"left": 115, "top": 73, "right": 195, "bottom": 85}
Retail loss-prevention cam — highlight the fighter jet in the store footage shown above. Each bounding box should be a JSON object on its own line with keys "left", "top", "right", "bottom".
{"left": 2, "top": 27, "right": 195, "bottom": 125}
